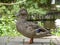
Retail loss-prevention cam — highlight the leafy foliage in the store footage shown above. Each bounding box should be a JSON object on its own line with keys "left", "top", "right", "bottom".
{"left": 0, "top": 5, "right": 21, "bottom": 37}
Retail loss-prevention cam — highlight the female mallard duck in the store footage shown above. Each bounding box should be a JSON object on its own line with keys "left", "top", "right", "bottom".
{"left": 16, "top": 7, "right": 51, "bottom": 44}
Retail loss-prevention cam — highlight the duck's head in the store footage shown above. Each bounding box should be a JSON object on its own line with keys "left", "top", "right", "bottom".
{"left": 16, "top": 7, "right": 28, "bottom": 19}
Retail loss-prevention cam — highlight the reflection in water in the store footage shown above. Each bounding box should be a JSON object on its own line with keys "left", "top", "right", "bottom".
{"left": 55, "top": 19, "right": 60, "bottom": 35}
{"left": 55, "top": 19, "right": 60, "bottom": 28}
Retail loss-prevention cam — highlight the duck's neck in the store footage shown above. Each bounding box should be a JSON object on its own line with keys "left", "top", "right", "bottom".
{"left": 21, "top": 15, "right": 27, "bottom": 18}
{"left": 19, "top": 16, "right": 27, "bottom": 21}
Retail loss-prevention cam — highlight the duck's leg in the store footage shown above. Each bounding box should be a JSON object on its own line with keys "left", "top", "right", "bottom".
{"left": 29, "top": 38, "right": 33, "bottom": 44}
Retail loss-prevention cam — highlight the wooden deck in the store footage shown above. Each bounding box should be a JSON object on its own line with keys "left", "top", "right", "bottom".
{"left": 0, "top": 36, "right": 60, "bottom": 45}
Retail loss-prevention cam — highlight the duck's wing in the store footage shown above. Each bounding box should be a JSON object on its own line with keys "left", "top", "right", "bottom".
{"left": 27, "top": 21, "right": 48, "bottom": 32}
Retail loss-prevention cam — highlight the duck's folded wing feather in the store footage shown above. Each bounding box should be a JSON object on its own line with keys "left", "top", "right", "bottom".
{"left": 27, "top": 22, "right": 47, "bottom": 31}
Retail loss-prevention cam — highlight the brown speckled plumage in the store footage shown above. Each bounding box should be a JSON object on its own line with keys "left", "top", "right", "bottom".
{"left": 16, "top": 8, "right": 51, "bottom": 38}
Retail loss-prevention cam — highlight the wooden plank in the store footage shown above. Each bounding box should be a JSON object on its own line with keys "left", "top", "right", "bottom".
{"left": 0, "top": 36, "right": 59, "bottom": 45}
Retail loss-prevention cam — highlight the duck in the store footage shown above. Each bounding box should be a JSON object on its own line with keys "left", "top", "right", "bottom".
{"left": 16, "top": 7, "right": 51, "bottom": 44}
